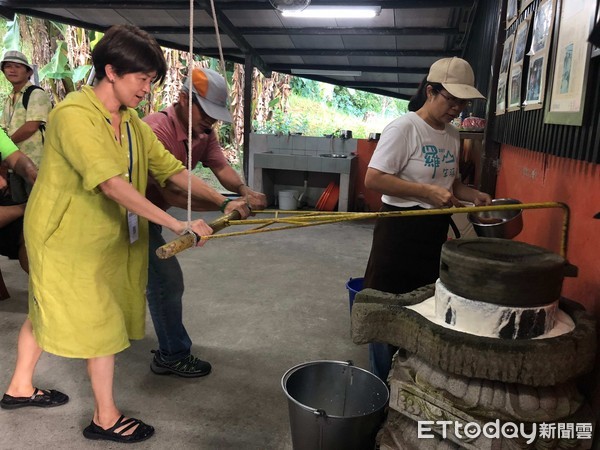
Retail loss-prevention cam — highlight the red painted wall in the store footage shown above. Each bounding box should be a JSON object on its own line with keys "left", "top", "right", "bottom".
{"left": 354, "top": 139, "right": 383, "bottom": 212}
{"left": 495, "top": 145, "right": 600, "bottom": 309}
{"left": 495, "top": 144, "right": 600, "bottom": 410}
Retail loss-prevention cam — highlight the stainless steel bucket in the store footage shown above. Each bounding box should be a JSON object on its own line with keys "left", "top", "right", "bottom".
{"left": 281, "top": 360, "right": 389, "bottom": 450}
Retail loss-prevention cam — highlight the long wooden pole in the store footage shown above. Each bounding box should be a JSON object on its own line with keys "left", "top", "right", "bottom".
{"left": 156, "top": 202, "right": 569, "bottom": 259}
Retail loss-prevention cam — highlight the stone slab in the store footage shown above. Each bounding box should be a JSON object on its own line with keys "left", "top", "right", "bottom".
{"left": 351, "top": 287, "right": 596, "bottom": 386}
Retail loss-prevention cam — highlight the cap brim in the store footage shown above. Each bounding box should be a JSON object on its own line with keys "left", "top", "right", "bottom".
{"left": 195, "top": 94, "right": 233, "bottom": 123}
{"left": 442, "top": 83, "right": 486, "bottom": 100}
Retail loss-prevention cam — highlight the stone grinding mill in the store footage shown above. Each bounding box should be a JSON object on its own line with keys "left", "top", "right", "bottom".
{"left": 351, "top": 237, "right": 597, "bottom": 449}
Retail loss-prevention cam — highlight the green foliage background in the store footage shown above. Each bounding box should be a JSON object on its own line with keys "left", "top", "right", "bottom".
{"left": 255, "top": 79, "right": 407, "bottom": 139}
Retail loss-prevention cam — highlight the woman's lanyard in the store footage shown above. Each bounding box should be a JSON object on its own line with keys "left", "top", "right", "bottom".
{"left": 126, "top": 122, "right": 133, "bottom": 183}
{"left": 119, "top": 120, "right": 138, "bottom": 244}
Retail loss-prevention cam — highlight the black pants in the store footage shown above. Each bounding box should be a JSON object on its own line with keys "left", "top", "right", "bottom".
{"left": 0, "top": 194, "right": 24, "bottom": 259}
{"left": 363, "top": 203, "right": 449, "bottom": 380}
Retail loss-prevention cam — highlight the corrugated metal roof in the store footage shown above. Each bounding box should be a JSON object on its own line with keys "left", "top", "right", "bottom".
{"left": 0, "top": 0, "right": 480, "bottom": 99}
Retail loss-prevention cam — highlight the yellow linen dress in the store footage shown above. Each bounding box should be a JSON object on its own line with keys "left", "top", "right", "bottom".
{"left": 24, "top": 86, "right": 184, "bottom": 358}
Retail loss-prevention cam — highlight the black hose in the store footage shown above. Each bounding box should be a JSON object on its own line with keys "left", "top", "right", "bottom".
{"left": 449, "top": 217, "right": 461, "bottom": 239}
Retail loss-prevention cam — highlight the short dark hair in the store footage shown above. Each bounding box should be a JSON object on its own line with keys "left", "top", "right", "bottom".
{"left": 91, "top": 24, "right": 167, "bottom": 85}
{"left": 408, "top": 77, "right": 444, "bottom": 112}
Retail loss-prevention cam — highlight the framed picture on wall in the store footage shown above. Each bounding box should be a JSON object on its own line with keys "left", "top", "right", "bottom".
{"left": 529, "top": 0, "right": 556, "bottom": 55}
{"left": 590, "top": 9, "right": 600, "bottom": 58}
{"left": 500, "top": 34, "right": 515, "bottom": 75}
{"left": 545, "top": 0, "right": 596, "bottom": 125}
{"left": 507, "top": 19, "right": 530, "bottom": 111}
{"left": 524, "top": 54, "right": 546, "bottom": 109}
{"left": 508, "top": 67, "right": 523, "bottom": 109}
{"left": 513, "top": 19, "right": 531, "bottom": 65}
{"left": 507, "top": 0, "right": 519, "bottom": 29}
{"left": 496, "top": 76, "right": 507, "bottom": 115}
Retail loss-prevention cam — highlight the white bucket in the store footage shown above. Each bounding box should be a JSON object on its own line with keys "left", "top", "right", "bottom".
{"left": 278, "top": 190, "right": 298, "bottom": 210}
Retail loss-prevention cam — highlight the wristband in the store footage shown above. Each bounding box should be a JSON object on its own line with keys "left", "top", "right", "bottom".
{"left": 219, "top": 197, "right": 232, "bottom": 213}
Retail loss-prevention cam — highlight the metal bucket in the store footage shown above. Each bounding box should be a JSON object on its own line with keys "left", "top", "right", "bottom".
{"left": 282, "top": 360, "right": 389, "bottom": 450}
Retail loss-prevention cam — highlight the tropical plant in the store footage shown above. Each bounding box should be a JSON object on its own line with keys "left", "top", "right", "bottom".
{"left": 290, "top": 77, "right": 321, "bottom": 100}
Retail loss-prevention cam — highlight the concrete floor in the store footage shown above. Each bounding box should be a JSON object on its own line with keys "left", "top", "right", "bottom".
{"left": 0, "top": 208, "right": 374, "bottom": 449}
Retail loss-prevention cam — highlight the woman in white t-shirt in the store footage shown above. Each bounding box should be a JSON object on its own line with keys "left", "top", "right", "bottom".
{"left": 363, "top": 57, "right": 492, "bottom": 381}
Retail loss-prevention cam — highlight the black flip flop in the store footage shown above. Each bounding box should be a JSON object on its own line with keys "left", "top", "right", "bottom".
{"left": 0, "top": 388, "right": 69, "bottom": 410}
{"left": 83, "top": 415, "right": 155, "bottom": 443}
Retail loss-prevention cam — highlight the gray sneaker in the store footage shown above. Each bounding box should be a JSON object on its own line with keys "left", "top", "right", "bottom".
{"left": 150, "top": 350, "right": 212, "bottom": 378}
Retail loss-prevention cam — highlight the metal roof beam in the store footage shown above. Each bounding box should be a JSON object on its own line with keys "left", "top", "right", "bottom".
{"left": 254, "top": 49, "right": 459, "bottom": 57}
{"left": 344, "top": 81, "right": 419, "bottom": 89}
{"left": 0, "top": 1, "right": 191, "bottom": 8}
{"left": 142, "top": 26, "right": 461, "bottom": 37}
{"left": 216, "top": 0, "right": 475, "bottom": 10}
{"left": 195, "top": 0, "right": 271, "bottom": 76}
{"left": 0, "top": 0, "right": 475, "bottom": 11}
{"left": 288, "top": 73, "right": 413, "bottom": 99}
{"left": 239, "top": 27, "right": 461, "bottom": 36}
{"left": 269, "top": 64, "right": 428, "bottom": 75}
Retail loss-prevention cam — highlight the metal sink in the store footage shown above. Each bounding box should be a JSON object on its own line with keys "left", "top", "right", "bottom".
{"left": 319, "top": 153, "right": 347, "bottom": 158}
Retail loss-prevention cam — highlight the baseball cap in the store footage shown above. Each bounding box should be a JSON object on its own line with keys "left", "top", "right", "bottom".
{"left": 1, "top": 50, "right": 33, "bottom": 71}
{"left": 427, "top": 57, "right": 485, "bottom": 100}
{"left": 182, "top": 68, "right": 232, "bottom": 123}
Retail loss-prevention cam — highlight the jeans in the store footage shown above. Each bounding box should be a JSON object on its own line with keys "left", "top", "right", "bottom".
{"left": 147, "top": 222, "right": 192, "bottom": 362}
{"left": 369, "top": 343, "right": 398, "bottom": 382}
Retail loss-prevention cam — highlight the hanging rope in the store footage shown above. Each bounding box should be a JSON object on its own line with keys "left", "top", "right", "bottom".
{"left": 182, "top": 0, "right": 231, "bottom": 240}
{"left": 208, "top": 0, "right": 227, "bottom": 75}
{"left": 185, "top": 0, "right": 195, "bottom": 234}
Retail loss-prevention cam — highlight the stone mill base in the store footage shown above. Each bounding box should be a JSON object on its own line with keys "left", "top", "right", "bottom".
{"left": 378, "top": 353, "right": 596, "bottom": 450}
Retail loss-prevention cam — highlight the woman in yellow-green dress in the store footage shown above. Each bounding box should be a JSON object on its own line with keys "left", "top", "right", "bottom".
{"left": 0, "top": 25, "right": 249, "bottom": 444}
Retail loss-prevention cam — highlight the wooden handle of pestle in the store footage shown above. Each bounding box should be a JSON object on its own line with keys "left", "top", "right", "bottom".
{"left": 156, "top": 210, "right": 242, "bottom": 259}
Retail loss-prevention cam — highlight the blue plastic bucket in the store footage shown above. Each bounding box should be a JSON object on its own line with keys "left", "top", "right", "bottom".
{"left": 345, "top": 277, "right": 364, "bottom": 311}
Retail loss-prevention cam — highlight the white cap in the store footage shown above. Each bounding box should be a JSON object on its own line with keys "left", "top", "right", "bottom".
{"left": 427, "top": 57, "right": 485, "bottom": 99}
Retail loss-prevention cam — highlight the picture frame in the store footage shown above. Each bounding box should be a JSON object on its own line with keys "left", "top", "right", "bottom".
{"left": 528, "top": 0, "right": 556, "bottom": 56}
{"left": 500, "top": 34, "right": 515, "bottom": 75}
{"left": 520, "top": 0, "right": 535, "bottom": 13}
{"left": 507, "top": 19, "right": 530, "bottom": 111}
{"left": 508, "top": 67, "right": 523, "bottom": 110}
{"left": 590, "top": 10, "right": 600, "bottom": 58}
{"left": 545, "top": 0, "right": 596, "bottom": 125}
{"left": 496, "top": 75, "right": 508, "bottom": 115}
{"left": 507, "top": 0, "right": 519, "bottom": 29}
{"left": 523, "top": 53, "right": 545, "bottom": 109}
{"left": 513, "top": 19, "right": 531, "bottom": 66}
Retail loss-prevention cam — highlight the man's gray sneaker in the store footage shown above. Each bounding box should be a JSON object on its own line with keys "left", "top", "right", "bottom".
{"left": 150, "top": 350, "right": 212, "bottom": 378}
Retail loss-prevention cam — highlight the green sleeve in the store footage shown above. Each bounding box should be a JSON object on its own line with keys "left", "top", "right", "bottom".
{"left": 0, "top": 127, "right": 18, "bottom": 160}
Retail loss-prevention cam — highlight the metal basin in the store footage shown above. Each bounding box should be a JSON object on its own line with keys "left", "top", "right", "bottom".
{"left": 467, "top": 198, "right": 523, "bottom": 239}
{"left": 282, "top": 360, "right": 388, "bottom": 450}
{"left": 319, "top": 153, "right": 347, "bottom": 158}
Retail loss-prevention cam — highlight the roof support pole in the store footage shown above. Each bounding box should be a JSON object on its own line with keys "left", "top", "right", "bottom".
{"left": 480, "top": 0, "right": 506, "bottom": 197}
{"left": 243, "top": 54, "right": 253, "bottom": 182}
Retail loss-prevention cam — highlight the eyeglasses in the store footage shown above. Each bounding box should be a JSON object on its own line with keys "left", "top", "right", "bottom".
{"left": 193, "top": 100, "right": 217, "bottom": 132}
{"left": 436, "top": 90, "right": 472, "bottom": 109}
